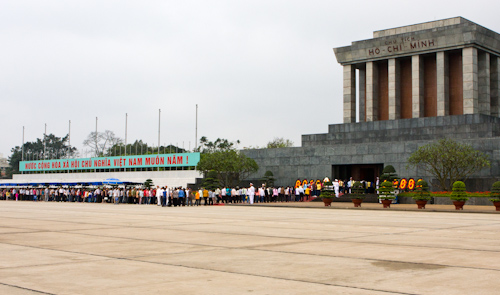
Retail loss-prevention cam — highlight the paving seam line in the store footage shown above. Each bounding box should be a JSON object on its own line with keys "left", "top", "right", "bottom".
{"left": 0, "top": 281, "right": 55, "bottom": 295}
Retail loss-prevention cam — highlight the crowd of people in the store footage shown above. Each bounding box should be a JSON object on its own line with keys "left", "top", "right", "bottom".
{"left": 0, "top": 178, "right": 379, "bottom": 206}
{"left": 0, "top": 184, "right": 316, "bottom": 205}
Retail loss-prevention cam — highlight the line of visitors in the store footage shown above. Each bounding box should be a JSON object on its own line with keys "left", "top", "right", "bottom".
{"left": 0, "top": 183, "right": 320, "bottom": 205}
{"left": 0, "top": 178, "right": 379, "bottom": 205}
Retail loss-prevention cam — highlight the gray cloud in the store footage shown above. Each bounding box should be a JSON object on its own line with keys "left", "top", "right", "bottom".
{"left": 1, "top": 0, "right": 499, "bottom": 158}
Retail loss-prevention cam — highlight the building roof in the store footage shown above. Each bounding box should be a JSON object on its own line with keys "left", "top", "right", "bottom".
{"left": 334, "top": 17, "right": 500, "bottom": 65}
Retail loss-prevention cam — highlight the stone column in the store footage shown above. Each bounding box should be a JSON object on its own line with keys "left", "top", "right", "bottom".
{"left": 412, "top": 55, "right": 424, "bottom": 118}
{"left": 491, "top": 56, "right": 500, "bottom": 117}
{"left": 358, "top": 66, "right": 366, "bottom": 122}
{"left": 478, "top": 51, "right": 491, "bottom": 115}
{"left": 436, "top": 51, "right": 449, "bottom": 116}
{"left": 366, "top": 61, "right": 378, "bottom": 121}
{"left": 463, "top": 47, "right": 478, "bottom": 114}
{"left": 388, "top": 58, "right": 401, "bottom": 120}
{"left": 343, "top": 64, "right": 356, "bottom": 123}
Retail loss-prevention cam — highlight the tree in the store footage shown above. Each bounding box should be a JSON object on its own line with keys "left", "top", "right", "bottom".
{"left": 203, "top": 170, "right": 220, "bottom": 190}
{"left": 350, "top": 181, "right": 366, "bottom": 200}
{"left": 196, "top": 137, "right": 258, "bottom": 187}
{"left": 144, "top": 179, "right": 154, "bottom": 189}
{"left": 120, "top": 140, "right": 149, "bottom": 156}
{"left": 266, "top": 137, "right": 294, "bottom": 148}
{"left": 195, "top": 136, "right": 239, "bottom": 153}
{"left": 107, "top": 140, "right": 186, "bottom": 156}
{"left": 83, "top": 130, "right": 123, "bottom": 157}
{"left": 262, "top": 170, "right": 275, "bottom": 187}
{"left": 380, "top": 165, "right": 398, "bottom": 182}
{"left": 7, "top": 134, "right": 77, "bottom": 177}
{"left": 407, "top": 139, "right": 490, "bottom": 191}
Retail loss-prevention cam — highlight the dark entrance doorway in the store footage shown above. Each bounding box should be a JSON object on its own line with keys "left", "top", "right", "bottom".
{"left": 332, "top": 164, "right": 383, "bottom": 182}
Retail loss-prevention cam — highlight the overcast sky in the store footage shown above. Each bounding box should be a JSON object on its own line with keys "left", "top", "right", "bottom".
{"left": 1, "top": 0, "right": 500, "bottom": 159}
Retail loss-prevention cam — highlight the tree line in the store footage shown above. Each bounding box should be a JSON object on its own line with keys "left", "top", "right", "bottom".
{"left": 4, "top": 131, "right": 294, "bottom": 182}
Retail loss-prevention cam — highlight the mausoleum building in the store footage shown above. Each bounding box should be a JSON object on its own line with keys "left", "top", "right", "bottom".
{"left": 244, "top": 17, "right": 500, "bottom": 193}
{"left": 335, "top": 17, "right": 500, "bottom": 123}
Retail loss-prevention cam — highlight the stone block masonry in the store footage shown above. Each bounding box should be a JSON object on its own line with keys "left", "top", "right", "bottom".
{"left": 243, "top": 114, "right": 500, "bottom": 193}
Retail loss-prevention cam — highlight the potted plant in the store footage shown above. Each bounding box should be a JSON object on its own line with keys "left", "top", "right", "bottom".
{"left": 320, "top": 181, "right": 335, "bottom": 206}
{"left": 380, "top": 165, "right": 398, "bottom": 182}
{"left": 378, "top": 180, "right": 395, "bottom": 208}
{"left": 412, "top": 180, "right": 431, "bottom": 209}
{"left": 450, "top": 181, "right": 468, "bottom": 210}
{"left": 350, "top": 181, "right": 365, "bottom": 207}
{"left": 489, "top": 181, "right": 500, "bottom": 211}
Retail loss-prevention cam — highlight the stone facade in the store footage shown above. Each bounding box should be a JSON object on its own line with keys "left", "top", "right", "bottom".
{"left": 244, "top": 114, "right": 500, "bottom": 192}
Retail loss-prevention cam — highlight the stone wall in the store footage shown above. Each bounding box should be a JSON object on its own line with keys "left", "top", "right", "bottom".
{"left": 243, "top": 114, "right": 500, "bottom": 193}
{"left": 304, "top": 114, "right": 500, "bottom": 145}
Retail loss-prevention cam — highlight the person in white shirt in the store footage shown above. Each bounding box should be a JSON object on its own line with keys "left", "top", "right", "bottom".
{"left": 215, "top": 188, "right": 221, "bottom": 204}
{"left": 165, "top": 187, "right": 171, "bottom": 206}
{"left": 333, "top": 179, "right": 340, "bottom": 198}
{"left": 95, "top": 188, "right": 101, "bottom": 203}
{"left": 156, "top": 186, "right": 163, "bottom": 206}
{"left": 208, "top": 189, "right": 214, "bottom": 205}
{"left": 347, "top": 177, "right": 353, "bottom": 194}
{"left": 258, "top": 186, "right": 265, "bottom": 203}
{"left": 231, "top": 188, "right": 237, "bottom": 203}
{"left": 247, "top": 184, "right": 255, "bottom": 204}
{"left": 221, "top": 187, "right": 227, "bottom": 203}
{"left": 113, "top": 188, "right": 120, "bottom": 204}
{"left": 137, "top": 189, "right": 142, "bottom": 204}
{"left": 241, "top": 187, "right": 247, "bottom": 203}
{"left": 295, "top": 186, "right": 301, "bottom": 202}
{"left": 59, "top": 187, "right": 64, "bottom": 202}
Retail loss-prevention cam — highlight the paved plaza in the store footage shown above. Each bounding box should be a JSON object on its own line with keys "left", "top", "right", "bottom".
{"left": 0, "top": 202, "right": 499, "bottom": 294}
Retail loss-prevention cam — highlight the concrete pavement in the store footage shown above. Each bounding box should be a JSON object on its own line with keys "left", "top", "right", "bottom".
{"left": 0, "top": 202, "right": 499, "bottom": 294}
{"left": 235, "top": 200, "right": 500, "bottom": 213}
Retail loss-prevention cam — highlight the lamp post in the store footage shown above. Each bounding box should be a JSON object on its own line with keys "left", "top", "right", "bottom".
{"left": 21, "top": 126, "right": 25, "bottom": 174}
{"left": 158, "top": 109, "right": 161, "bottom": 171}
{"left": 68, "top": 120, "right": 71, "bottom": 158}
{"left": 44, "top": 123, "right": 47, "bottom": 159}
{"left": 95, "top": 117, "right": 98, "bottom": 158}
{"left": 43, "top": 124, "right": 47, "bottom": 174}
{"left": 68, "top": 120, "right": 71, "bottom": 173}
{"left": 195, "top": 104, "right": 198, "bottom": 150}
{"left": 125, "top": 113, "right": 128, "bottom": 157}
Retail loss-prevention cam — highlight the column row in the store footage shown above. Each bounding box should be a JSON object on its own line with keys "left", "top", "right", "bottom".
{"left": 342, "top": 48, "right": 500, "bottom": 123}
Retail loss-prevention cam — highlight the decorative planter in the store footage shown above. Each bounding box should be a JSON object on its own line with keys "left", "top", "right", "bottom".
{"left": 351, "top": 198, "right": 363, "bottom": 207}
{"left": 322, "top": 198, "right": 333, "bottom": 207}
{"left": 381, "top": 199, "right": 393, "bottom": 208}
{"left": 415, "top": 200, "right": 428, "bottom": 209}
{"left": 492, "top": 201, "right": 500, "bottom": 211}
{"left": 452, "top": 201, "right": 466, "bottom": 210}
